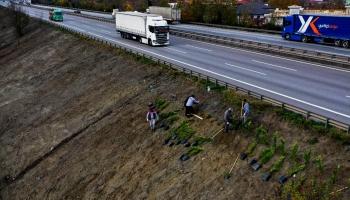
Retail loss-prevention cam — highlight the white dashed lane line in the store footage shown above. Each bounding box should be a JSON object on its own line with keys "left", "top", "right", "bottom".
{"left": 225, "top": 63, "right": 266, "bottom": 76}
{"left": 185, "top": 45, "right": 212, "bottom": 52}
{"left": 252, "top": 60, "right": 297, "bottom": 72}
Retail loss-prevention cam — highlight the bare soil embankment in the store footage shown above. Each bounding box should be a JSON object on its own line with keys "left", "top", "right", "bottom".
{"left": 0, "top": 8, "right": 349, "bottom": 200}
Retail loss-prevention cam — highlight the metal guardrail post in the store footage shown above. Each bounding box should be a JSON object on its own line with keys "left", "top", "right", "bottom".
{"left": 306, "top": 111, "right": 310, "bottom": 120}
{"left": 325, "top": 118, "right": 329, "bottom": 128}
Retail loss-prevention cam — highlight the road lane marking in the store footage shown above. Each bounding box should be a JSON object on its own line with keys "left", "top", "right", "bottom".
{"left": 186, "top": 45, "right": 212, "bottom": 52}
{"left": 164, "top": 47, "right": 187, "bottom": 54}
{"left": 60, "top": 24, "right": 350, "bottom": 120}
{"left": 252, "top": 60, "right": 297, "bottom": 71}
{"left": 178, "top": 37, "right": 350, "bottom": 73}
{"left": 225, "top": 63, "right": 266, "bottom": 76}
{"left": 346, "top": 96, "right": 350, "bottom": 98}
{"left": 100, "top": 30, "right": 113, "bottom": 34}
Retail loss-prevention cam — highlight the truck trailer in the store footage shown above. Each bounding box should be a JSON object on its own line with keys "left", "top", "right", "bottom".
{"left": 148, "top": 6, "right": 181, "bottom": 23}
{"left": 282, "top": 14, "right": 350, "bottom": 48}
{"left": 115, "top": 12, "right": 169, "bottom": 46}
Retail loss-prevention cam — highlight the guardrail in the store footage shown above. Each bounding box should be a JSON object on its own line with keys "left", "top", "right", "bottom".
{"left": 170, "top": 29, "right": 350, "bottom": 69}
{"left": 31, "top": 3, "right": 112, "bottom": 15}
{"left": 185, "top": 22, "right": 281, "bottom": 35}
{"left": 41, "top": 19, "right": 349, "bottom": 133}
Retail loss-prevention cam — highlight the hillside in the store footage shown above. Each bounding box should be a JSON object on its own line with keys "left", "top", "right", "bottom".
{"left": 0, "top": 7, "right": 350, "bottom": 200}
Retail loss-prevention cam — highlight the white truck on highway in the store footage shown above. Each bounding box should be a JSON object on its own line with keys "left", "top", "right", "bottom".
{"left": 148, "top": 6, "right": 181, "bottom": 23}
{"left": 115, "top": 12, "right": 169, "bottom": 46}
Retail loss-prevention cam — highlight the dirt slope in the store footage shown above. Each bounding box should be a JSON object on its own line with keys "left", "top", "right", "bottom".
{"left": 0, "top": 8, "right": 349, "bottom": 200}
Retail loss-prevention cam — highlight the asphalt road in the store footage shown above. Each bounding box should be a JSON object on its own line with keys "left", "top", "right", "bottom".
{"left": 170, "top": 24, "right": 350, "bottom": 58}
{"left": 2, "top": 3, "right": 350, "bottom": 125}
{"left": 23, "top": 2, "right": 350, "bottom": 58}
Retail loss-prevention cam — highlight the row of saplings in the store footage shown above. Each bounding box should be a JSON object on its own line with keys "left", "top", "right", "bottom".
{"left": 153, "top": 98, "right": 346, "bottom": 199}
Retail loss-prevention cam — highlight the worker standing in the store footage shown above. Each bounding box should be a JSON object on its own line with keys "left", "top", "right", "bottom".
{"left": 241, "top": 99, "right": 250, "bottom": 124}
{"left": 146, "top": 103, "right": 158, "bottom": 131}
{"left": 184, "top": 95, "right": 199, "bottom": 117}
{"left": 224, "top": 108, "right": 234, "bottom": 133}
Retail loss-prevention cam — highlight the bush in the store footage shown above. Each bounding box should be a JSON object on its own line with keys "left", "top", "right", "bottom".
{"left": 276, "top": 138, "right": 286, "bottom": 156}
{"left": 193, "top": 136, "right": 212, "bottom": 146}
{"left": 289, "top": 143, "right": 299, "bottom": 163}
{"left": 303, "top": 149, "right": 312, "bottom": 165}
{"left": 288, "top": 163, "right": 306, "bottom": 177}
{"left": 255, "top": 125, "right": 269, "bottom": 145}
{"left": 270, "top": 156, "right": 285, "bottom": 174}
{"left": 171, "top": 121, "right": 195, "bottom": 142}
{"left": 187, "top": 146, "right": 203, "bottom": 156}
{"left": 314, "top": 155, "right": 324, "bottom": 172}
{"left": 155, "top": 98, "right": 168, "bottom": 111}
{"left": 259, "top": 147, "right": 275, "bottom": 164}
{"left": 246, "top": 141, "right": 257, "bottom": 156}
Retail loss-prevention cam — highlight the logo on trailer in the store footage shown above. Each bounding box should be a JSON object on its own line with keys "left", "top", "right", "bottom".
{"left": 297, "top": 16, "right": 321, "bottom": 35}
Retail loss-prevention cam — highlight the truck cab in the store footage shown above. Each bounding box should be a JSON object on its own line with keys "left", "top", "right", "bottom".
{"left": 147, "top": 17, "right": 169, "bottom": 46}
{"left": 49, "top": 9, "right": 63, "bottom": 22}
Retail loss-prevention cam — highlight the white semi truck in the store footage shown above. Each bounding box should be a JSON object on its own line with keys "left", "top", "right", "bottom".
{"left": 148, "top": 6, "right": 181, "bottom": 23}
{"left": 115, "top": 12, "right": 169, "bottom": 46}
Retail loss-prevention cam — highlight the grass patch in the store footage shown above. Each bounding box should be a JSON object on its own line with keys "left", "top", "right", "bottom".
{"left": 187, "top": 146, "right": 203, "bottom": 156}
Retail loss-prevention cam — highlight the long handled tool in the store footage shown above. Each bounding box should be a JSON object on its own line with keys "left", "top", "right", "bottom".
{"left": 224, "top": 154, "right": 240, "bottom": 179}
{"left": 211, "top": 128, "right": 224, "bottom": 139}
{"left": 192, "top": 114, "right": 203, "bottom": 120}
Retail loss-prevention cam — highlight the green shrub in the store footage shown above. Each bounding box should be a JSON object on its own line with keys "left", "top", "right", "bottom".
{"left": 255, "top": 125, "right": 269, "bottom": 145}
{"left": 288, "top": 163, "right": 306, "bottom": 176}
{"left": 276, "top": 138, "right": 286, "bottom": 156}
{"left": 303, "top": 149, "right": 312, "bottom": 165}
{"left": 259, "top": 147, "right": 275, "bottom": 164}
{"left": 193, "top": 136, "right": 213, "bottom": 146}
{"left": 289, "top": 143, "right": 299, "bottom": 163}
{"left": 171, "top": 121, "right": 195, "bottom": 142}
{"left": 246, "top": 141, "right": 257, "bottom": 156}
{"left": 329, "top": 165, "right": 340, "bottom": 184}
{"left": 155, "top": 98, "right": 169, "bottom": 110}
{"left": 270, "top": 156, "right": 286, "bottom": 174}
{"left": 314, "top": 155, "right": 324, "bottom": 172}
{"left": 187, "top": 146, "right": 203, "bottom": 156}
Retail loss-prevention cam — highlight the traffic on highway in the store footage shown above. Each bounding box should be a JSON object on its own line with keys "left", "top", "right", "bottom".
{"left": 2, "top": 1, "right": 349, "bottom": 126}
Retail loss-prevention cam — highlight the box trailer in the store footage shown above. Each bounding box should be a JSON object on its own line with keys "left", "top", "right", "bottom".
{"left": 115, "top": 12, "right": 169, "bottom": 46}
{"left": 148, "top": 6, "right": 181, "bottom": 23}
{"left": 282, "top": 14, "right": 350, "bottom": 48}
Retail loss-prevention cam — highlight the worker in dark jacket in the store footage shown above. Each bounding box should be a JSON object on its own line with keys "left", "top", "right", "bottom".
{"left": 184, "top": 95, "right": 199, "bottom": 117}
{"left": 224, "top": 108, "right": 234, "bottom": 133}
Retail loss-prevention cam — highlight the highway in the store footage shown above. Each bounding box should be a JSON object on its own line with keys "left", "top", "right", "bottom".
{"left": 170, "top": 24, "right": 350, "bottom": 58}
{"left": 26, "top": 3, "right": 350, "bottom": 58}
{"left": 2, "top": 2, "right": 350, "bottom": 125}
